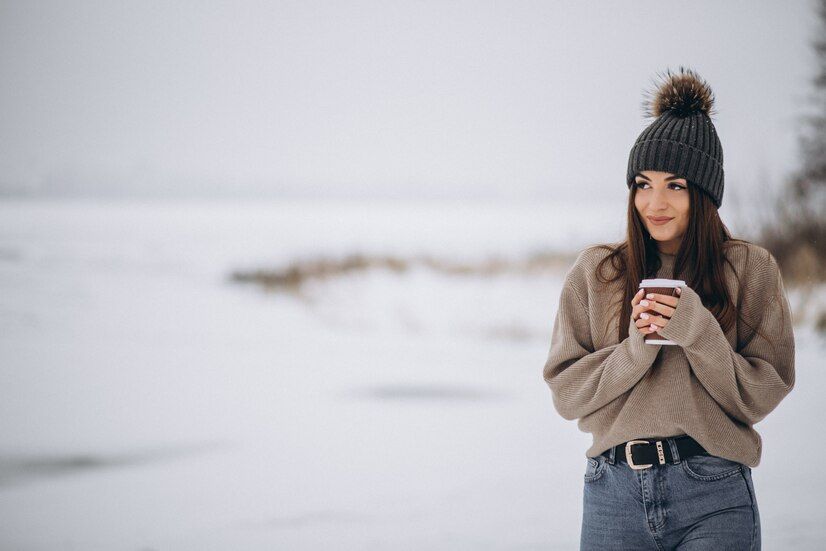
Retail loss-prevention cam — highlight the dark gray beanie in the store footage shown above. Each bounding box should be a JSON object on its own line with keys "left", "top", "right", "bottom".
{"left": 626, "top": 67, "right": 724, "bottom": 208}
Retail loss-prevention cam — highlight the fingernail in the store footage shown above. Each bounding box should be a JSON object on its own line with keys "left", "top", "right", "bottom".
{"left": 650, "top": 324, "right": 658, "bottom": 330}
{"left": 640, "top": 300, "right": 649, "bottom": 306}
{"left": 676, "top": 288, "right": 682, "bottom": 295}
{"left": 646, "top": 293, "right": 653, "bottom": 299}
{"left": 640, "top": 313, "right": 649, "bottom": 319}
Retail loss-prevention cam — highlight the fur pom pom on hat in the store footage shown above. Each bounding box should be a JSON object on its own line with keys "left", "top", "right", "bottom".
{"left": 627, "top": 66, "right": 725, "bottom": 208}
{"left": 642, "top": 66, "right": 717, "bottom": 119}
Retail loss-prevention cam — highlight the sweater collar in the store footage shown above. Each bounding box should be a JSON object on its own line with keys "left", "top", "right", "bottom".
{"left": 655, "top": 250, "right": 695, "bottom": 280}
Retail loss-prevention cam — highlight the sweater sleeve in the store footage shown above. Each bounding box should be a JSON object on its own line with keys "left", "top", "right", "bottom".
{"left": 657, "top": 253, "right": 795, "bottom": 425}
{"left": 542, "top": 254, "right": 663, "bottom": 421}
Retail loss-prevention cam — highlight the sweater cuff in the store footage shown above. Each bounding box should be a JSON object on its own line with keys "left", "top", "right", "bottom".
{"left": 657, "top": 285, "right": 716, "bottom": 347}
{"left": 627, "top": 317, "right": 662, "bottom": 365}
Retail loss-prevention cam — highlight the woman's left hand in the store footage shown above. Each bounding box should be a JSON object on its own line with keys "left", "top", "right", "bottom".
{"left": 638, "top": 287, "right": 682, "bottom": 333}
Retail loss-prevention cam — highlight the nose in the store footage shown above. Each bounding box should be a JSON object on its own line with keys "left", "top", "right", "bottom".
{"left": 649, "top": 188, "right": 669, "bottom": 210}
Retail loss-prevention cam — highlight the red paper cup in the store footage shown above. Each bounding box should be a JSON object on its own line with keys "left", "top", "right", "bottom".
{"left": 639, "top": 278, "right": 685, "bottom": 345}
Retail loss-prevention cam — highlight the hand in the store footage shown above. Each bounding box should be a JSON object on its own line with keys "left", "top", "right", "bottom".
{"left": 631, "top": 287, "right": 682, "bottom": 336}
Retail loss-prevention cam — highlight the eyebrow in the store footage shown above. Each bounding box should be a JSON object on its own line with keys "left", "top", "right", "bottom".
{"left": 635, "top": 173, "right": 685, "bottom": 182}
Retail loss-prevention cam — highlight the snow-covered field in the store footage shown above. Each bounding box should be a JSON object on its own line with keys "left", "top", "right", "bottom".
{"left": 0, "top": 198, "right": 823, "bottom": 550}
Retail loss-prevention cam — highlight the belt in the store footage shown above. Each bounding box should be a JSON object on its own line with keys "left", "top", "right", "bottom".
{"left": 600, "top": 435, "right": 709, "bottom": 470}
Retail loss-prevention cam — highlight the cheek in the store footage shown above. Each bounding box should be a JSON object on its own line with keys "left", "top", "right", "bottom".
{"left": 678, "top": 199, "right": 690, "bottom": 226}
{"left": 671, "top": 196, "right": 689, "bottom": 229}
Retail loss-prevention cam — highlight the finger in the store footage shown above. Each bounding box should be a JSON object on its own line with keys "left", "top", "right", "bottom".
{"left": 640, "top": 300, "right": 675, "bottom": 319}
{"left": 648, "top": 319, "right": 669, "bottom": 332}
{"left": 639, "top": 323, "right": 656, "bottom": 334}
{"left": 631, "top": 289, "right": 644, "bottom": 306}
{"left": 638, "top": 312, "right": 669, "bottom": 326}
{"left": 635, "top": 314, "right": 669, "bottom": 327}
{"left": 644, "top": 293, "right": 679, "bottom": 307}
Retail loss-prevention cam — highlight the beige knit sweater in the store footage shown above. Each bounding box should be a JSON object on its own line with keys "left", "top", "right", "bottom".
{"left": 542, "top": 241, "right": 795, "bottom": 468}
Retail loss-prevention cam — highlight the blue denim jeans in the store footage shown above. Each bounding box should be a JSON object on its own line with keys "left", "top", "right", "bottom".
{"left": 581, "top": 437, "right": 760, "bottom": 550}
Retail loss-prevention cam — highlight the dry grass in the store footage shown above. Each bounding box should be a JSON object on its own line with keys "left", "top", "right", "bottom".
{"left": 751, "top": 178, "right": 825, "bottom": 286}
{"left": 730, "top": 173, "right": 826, "bottom": 332}
{"left": 229, "top": 250, "right": 579, "bottom": 293}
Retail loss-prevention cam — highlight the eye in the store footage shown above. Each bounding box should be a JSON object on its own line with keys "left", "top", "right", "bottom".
{"left": 635, "top": 182, "right": 686, "bottom": 190}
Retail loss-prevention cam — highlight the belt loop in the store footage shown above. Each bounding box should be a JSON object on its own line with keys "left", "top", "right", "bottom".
{"left": 667, "top": 437, "right": 681, "bottom": 464}
{"left": 608, "top": 444, "right": 616, "bottom": 465}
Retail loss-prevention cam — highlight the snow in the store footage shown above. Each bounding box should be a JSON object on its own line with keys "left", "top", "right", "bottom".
{"left": 0, "top": 197, "right": 823, "bottom": 549}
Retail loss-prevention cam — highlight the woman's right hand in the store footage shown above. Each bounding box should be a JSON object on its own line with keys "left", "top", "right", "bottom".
{"left": 631, "top": 289, "right": 656, "bottom": 336}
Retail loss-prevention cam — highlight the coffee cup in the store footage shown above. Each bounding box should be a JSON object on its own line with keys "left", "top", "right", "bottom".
{"left": 639, "top": 278, "right": 686, "bottom": 345}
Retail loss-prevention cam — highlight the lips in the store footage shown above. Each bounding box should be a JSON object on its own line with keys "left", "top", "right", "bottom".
{"left": 648, "top": 216, "right": 673, "bottom": 226}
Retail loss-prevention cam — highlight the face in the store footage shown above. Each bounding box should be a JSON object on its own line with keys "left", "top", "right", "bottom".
{"left": 633, "top": 170, "right": 690, "bottom": 254}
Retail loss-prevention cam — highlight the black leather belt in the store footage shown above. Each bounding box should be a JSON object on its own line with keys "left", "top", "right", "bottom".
{"left": 600, "top": 435, "right": 709, "bottom": 470}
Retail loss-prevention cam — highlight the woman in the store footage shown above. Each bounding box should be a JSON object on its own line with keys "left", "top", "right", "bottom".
{"left": 542, "top": 67, "right": 795, "bottom": 550}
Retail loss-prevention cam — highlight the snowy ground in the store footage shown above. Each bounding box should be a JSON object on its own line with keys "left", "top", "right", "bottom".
{"left": 0, "top": 198, "right": 823, "bottom": 550}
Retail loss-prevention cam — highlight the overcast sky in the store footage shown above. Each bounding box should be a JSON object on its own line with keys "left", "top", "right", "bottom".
{"left": 0, "top": 0, "right": 818, "bottom": 202}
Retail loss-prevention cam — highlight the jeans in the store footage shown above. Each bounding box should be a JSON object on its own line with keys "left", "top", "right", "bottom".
{"left": 580, "top": 437, "right": 760, "bottom": 550}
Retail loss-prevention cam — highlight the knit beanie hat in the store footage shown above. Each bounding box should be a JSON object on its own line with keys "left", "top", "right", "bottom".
{"left": 626, "top": 67, "right": 725, "bottom": 208}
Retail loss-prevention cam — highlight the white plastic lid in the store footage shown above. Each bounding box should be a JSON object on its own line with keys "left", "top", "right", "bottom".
{"left": 639, "top": 278, "right": 686, "bottom": 288}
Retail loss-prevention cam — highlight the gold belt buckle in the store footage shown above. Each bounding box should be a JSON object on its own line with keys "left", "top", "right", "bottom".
{"left": 625, "top": 440, "right": 654, "bottom": 470}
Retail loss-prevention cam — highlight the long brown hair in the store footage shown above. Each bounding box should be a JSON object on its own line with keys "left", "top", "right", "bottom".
{"left": 592, "top": 179, "right": 780, "bottom": 351}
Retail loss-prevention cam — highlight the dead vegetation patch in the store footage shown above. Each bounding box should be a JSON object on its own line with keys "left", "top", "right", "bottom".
{"left": 229, "top": 250, "right": 579, "bottom": 293}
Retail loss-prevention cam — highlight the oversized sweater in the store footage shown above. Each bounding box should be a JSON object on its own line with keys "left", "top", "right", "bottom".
{"left": 542, "top": 241, "right": 795, "bottom": 468}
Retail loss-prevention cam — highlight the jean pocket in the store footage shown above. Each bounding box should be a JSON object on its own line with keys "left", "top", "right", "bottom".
{"left": 681, "top": 453, "right": 743, "bottom": 481}
{"left": 584, "top": 456, "right": 606, "bottom": 482}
